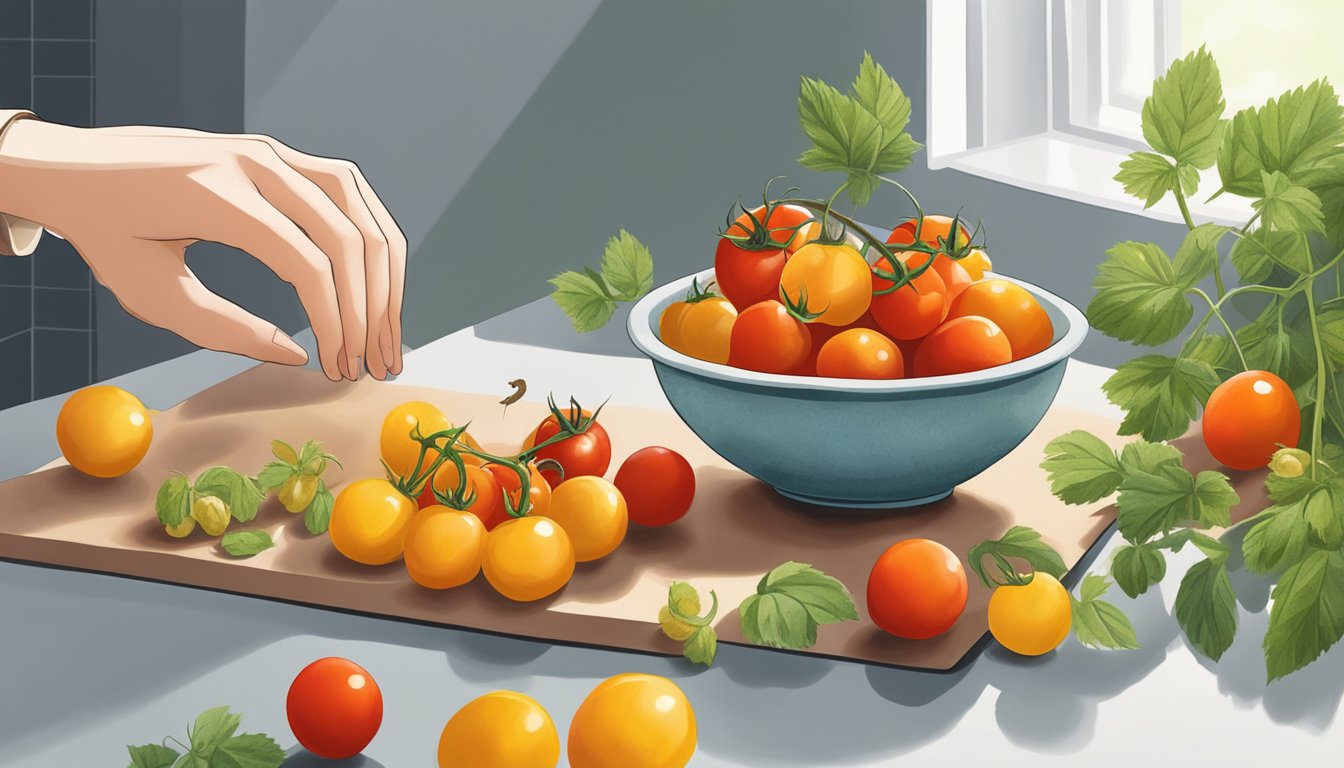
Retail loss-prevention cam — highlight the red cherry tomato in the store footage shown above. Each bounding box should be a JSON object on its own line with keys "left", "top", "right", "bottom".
{"left": 716, "top": 204, "right": 814, "bottom": 311}
{"left": 869, "top": 258, "right": 949, "bottom": 340}
{"left": 913, "top": 316, "right": 1012, "bottom": 377}
{"left": 728, "top": 300, "right": 812, "bottom": 374}
{"left": 287, "top": 657, "right": 383, "bottom": 760}
{"left": 1203, "top": 370, "right": 1301, "bottom": 470}
{"left": 529, "top": 414, "right": 612, "bottom": 487}
{"left": 614, "top": 446, "right": 696, "bottom": 526}
{"left": 867, "top": 539, "right": 968, "bottom": 639}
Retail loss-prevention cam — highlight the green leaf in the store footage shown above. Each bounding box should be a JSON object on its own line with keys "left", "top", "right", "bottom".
{"left": 1115, "top": 151, "right": 1188, "bottom": 208}
{"left": 1217, "top": 79, "right": 1344, "bottom": 197}
{"left": 966, "top": 525, "right": 1068, "bottom": 588}
{"left": 1263, "top": 549, "right": 1344, "bottom": 682}
{"left": 155, "top": 474, "right": 193, "bottom": 528}
{"left": 851, "top": 51, "right": 918, "bottom": 175}
{"left": 1116, "top": 463, "right": 1238, "bottom": 544}
{"left": 1192, "top": 471, "right": 1239, "bottom": 527}
{"left": 195, "top": 467, "right": 265, "bottom": 524}
{"left": 189, "top": 706, "right": 241, "bottom": 759}
{"left": 1142, "top": 46, "right": 1226, "bottom": 168}
{"left": 1118, "top": 439, "right": 1185, "bottom": 475}
{"left": 683, "top": 626, "right": 717, "bottom": 667}
{"left": 209, "top": 733, "right": 285, "bottom": 768}
{"left": 738, "top": 562, "right": 856, "bottom": 650}
{"left": 1173, "top": 223, "right": 1227, "bottom": 286}
{"left": 1229, "top": 228, "right": 1308, "bottom": 282}
{"left": 127, "top": 743, "right": 179, "bottom": 768}
{"left": 1112, "top": 543, "right": 1167, "bottom": 598}
{"left": 305, "top": 480, "right": 334, "bottom": 535}
{"left": 219, "top": 530, "right": 275, "bottom": 558}
{"left": 1088, "top": 241, "right": 1194, "bottom": 345}
{"left": 1254, "top": 170, "right": 1325, "bottom": 232}
{"left": 1185, "top": 332, "right": 1234, "bottom": 369}
{"left": 549, "top": 270, "right": 616, "bottom": 333}
{"left": 254, "top": 462, "right": 294, "bottom": 492}
{"left": 799, "top": 76, "right": 882, "bottom": 173}
{"left": 1237, "top": 305, "right": 1317, "bottom": 388}
{"left": 1317, "top": 304, "right": 1344, "bottom": 367}
{"left": 1243, "top": 503, "right": 1312, "bottom": 574}
{"left": 1173, "top": 558, "right": 1238, "bottom": 661}
{"left": 1039, "top": 431, "right": 1123, "bottom": 505}
{"left": 1304, "top": 482, "right": 1344, "bottom": 548}
{"left": 1103, "top": 355, "right": 1220, "bottom": 442}
{"left": 270, "top": 439, "right": 298, "bottom": 466}
{"left": 599, "top": 229, "right": 653, "bottom": 301}
{"left": 1070, "top": 575, "right": 1140, "bottom": 650}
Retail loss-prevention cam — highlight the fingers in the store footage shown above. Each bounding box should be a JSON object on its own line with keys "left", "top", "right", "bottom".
{"left": 202, "top": 190, "right": 348, "bottom": 381}
{"left": 111, "top": 242, "right": 309, "bottom": 366}
{"left": 236, "top": 145, "right": 368, "bottom": 381}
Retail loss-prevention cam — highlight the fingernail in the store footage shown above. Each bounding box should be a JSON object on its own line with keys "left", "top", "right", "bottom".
{"left": 337, "top": 353, "right": 350, "bottom": 380}
{"left": 270, "top": 329, "right": 308, "bottom": 366}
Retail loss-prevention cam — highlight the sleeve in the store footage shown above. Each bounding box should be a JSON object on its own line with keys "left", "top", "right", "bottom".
{"left": 0, "top": 109, "right": 44, "bottom": 257}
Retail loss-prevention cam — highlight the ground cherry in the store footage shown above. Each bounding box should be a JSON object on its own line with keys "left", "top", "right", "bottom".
{"left": 816, "top": 328, "right": 904, "bottom": 379}
{"left": 56, "top": 385, "right": 153, "bottom": 477}
{"left": 913, "top": 316, "right": 1012, "bottom": 377}
{"left": 1203, "top": 370, "right": 1301, "bottom": 470}
{"left": 948, "top": 279, "right": 1053, "bottom": 359}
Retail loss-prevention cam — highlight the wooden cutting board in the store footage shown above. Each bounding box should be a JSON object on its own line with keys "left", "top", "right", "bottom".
{"left": 0, "top": 364, "right": 1129, "bottom": 671}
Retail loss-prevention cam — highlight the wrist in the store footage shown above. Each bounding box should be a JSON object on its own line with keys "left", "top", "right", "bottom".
{"left": 0, "top": 117, "right": 78, "bottom": 230}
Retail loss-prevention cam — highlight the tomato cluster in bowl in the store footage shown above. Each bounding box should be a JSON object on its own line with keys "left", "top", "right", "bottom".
{"left": 657, "top": 202, "right": 1055, "bottom": 379}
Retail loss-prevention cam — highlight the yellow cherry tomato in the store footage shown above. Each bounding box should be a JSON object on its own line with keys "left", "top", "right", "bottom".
{"left": 959, "top": 248, "right": 993, "bottom": 280}
{"left": 659, "top": 296, "right": 737, "bottom": 364}
{"left": 547, "top": 476, "right": 628, "bottom": 562}
{"left": 437, "top": 691, "right": 559, "bottom": 768}
{"left": 482, "top": 516, "right": 576, "bottom": 601}
{"left": 404, "top": 505, "right": 484, "bottom": 589}
{"left": 379, "top": 401, "right": 451, "bottom": 479}
{"left": 56, "top": 385, "right": 153, "bottom": 478}
{"left": 329, "top": 478, "right": 417, "bottom": 565}
{"left": 778, "top": 243, "right": 871, "bottom": 326}
{"left": 987, "top": 572, "right": 1072, "bottom": 656}
{"left": 568, "top": 674, "right": 697, "bottom": 768}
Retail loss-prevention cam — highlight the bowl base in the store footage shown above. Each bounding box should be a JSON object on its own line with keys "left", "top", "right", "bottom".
{"left": 774, "top": 487, "right": 954, "bottom": 510}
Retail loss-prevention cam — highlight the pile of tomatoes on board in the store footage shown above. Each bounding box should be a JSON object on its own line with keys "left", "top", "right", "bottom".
{"left": 328, "top": 398, "right": 695, "bottom": 602}
{"left": 659, "top": 199, "right": 1055, "bottom": 379}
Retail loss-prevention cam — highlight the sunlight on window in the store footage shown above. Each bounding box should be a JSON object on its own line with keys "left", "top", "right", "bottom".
{"left": 1182, "top": 0, "right": 1344, "bottom": 112}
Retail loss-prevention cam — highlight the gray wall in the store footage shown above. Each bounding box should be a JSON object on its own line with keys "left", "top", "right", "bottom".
{"left": 92, "top": 0, "right": 1188, "bottom": 377}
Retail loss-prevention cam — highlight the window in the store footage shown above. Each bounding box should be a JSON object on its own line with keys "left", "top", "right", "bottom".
{"left": 926, "top": 0, "right": 1341, "bottom": 223}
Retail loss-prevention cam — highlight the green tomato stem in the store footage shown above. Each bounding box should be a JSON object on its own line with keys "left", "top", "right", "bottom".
{"left": 1190, "top": 288, "right": 1249, "bottom": 370}
{"left": 1306, "top": 285, "right": 1327, "bottom": 481}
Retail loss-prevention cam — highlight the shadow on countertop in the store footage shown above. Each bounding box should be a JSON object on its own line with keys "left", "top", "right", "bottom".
{"left": 472, "top": 297, "right": 642, "bottom": 358}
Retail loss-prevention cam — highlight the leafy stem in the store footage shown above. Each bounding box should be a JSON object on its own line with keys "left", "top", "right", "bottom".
{"left": 1189, "top": 287, "right": 1249, "bottom": 370}
{"left": 1305, "top": 285, "right": 1328, "bottom": 480}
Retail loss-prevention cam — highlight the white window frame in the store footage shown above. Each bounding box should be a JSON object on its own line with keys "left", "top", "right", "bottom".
{"left": 927, "top": 0, "right": 1251, "bottom": 225}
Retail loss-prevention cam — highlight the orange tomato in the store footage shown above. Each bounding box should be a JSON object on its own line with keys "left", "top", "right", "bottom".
{"left": 960, "top": 248, "right": 993, "bottom": 280}
{"left": 790, "top": 322, "right": 845, "bottom": 376}
{"left": 898, "top": 250, "right": 972, "bottom": 301}
{"left": 868, "top": 258, "right": 949, "bottom": 340}
{"left": 889, "top": 214, "right": 971, "bottom": 252}
{"left": 726, "top": 203, "right": 817, "bottom": 252}
{"left": 913, "top": 316, "right": 1012, "bottom": 377}
{"left": 728, "top": 300, "right": 812, "bottom": 374}
{"left": 659, "top": 295, "right": 737, "bottom": 364}
{"left": 419, "top": 462, "right": 508, "bottom": 530}
{"left": 778, "top": 243, "right": 872, "bottom": 326}
{"left": 816, "top": 328, "right": 904, "bottom": 379}
{"left": 948, "top": 279, "right": 1053, "bottom": 360}
{"left": 1202, "top": 370, "right": 1301, "bottom": 470}
{"left": 867, "top": 538, "right": 968, "bottom": 639}
{"left": 404, "top": 505, "right": 484, "bottom": 589}
{"left": 486, "top": 461, "right": 553, "bottom": 518}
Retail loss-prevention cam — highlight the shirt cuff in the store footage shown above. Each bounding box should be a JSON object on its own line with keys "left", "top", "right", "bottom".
{"left": 0, "top": 109, "right": 43, "bottom": 257}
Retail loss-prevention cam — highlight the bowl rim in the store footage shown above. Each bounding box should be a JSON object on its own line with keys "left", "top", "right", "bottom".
{"left": 627, "top": 267, "right": 1089, "bottom": 393}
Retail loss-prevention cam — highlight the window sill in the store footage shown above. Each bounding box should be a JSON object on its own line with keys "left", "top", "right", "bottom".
{"left": 928, "top": 133, "right": 1254, "bottom": 227}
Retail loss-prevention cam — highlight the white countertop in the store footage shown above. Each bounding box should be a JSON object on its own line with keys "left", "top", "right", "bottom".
{"left": 0, "top": 298, "right": 1338, "bottom": 767}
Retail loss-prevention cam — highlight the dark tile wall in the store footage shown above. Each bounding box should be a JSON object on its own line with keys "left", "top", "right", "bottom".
{"left": 0, "top": 0, "right": 95, "bottom": 409}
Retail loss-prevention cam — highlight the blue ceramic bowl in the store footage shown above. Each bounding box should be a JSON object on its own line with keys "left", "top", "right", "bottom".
{"left": 627, "top": 268, "right": 1089, "bottom": 509}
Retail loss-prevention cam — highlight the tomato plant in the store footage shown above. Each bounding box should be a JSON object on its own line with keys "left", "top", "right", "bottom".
{"left": 948, "top": 278, "right": 1053, "bottom": 359}
{"left": 778, "top": 242, "right": 872, "bottom": 326}
{"left": 437, "top": 691, "right": 559, "bottom": 768}
{"left": 1202, "top": 370, "right": 1300, "bottom": 470}
{"left": 404, "top": 505, "right": 485, "bottom": 589}
{"left": 614, "top": 446, "right": 696, "bottom": 527}
{"left": 56, "top": 385, "right": 153, "bottom": 478}
{"left": 868, "top": 260, "right": 948, "bottom": 340}
{"left": 329, "top": 478, "right": 418, "bottom": 565}
{"left": 287, "top": 657, "right": 383, "bottom": 760}
{"left": 728, "top": 299, "right": 813, "bottom": 374}
{"left": 987, "top": 572, "right": 1072, "bottom": 656}
{"left": 913, "top": 316, "right": 1012, "bottom": 377}
{"left": 525, "top": 399, "right": 612, "bottom": 487}
{"left": 816, "top": 327, "right": 904, "bottom": 379}
{"left": 568, "top": 674, "right": 697, "bottom": 768}
{"left": 482, "top": 516, "right": 576, "bottom": 601}
{"left": 866, "top": 539, "right": 967, "bottom": 639}
{"left": 658, "top": 278, "right": 737, "bottom": 364}
{"left": 547, "top": 476, "right": 628, "bottom": 562}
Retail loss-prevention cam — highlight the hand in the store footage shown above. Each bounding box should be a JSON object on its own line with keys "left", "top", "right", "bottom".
{"left": 0, "top": 120, "right": 406, "bottom": 381}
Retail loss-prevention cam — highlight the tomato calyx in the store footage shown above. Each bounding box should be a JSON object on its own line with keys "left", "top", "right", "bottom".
{"left": 719, "top": 178, "right": 816, "bottom": 251}
{"left": 390, "top": 424, "right": 536, "bottom": 519}
{"left": 519, "top": 394, "right": 609, "bottom": 461}
{"left": 682, "top": 277, "right": 722, "bottom": 305}
{"left": 779, "top": 284, "right": 826, "bottom": 323}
